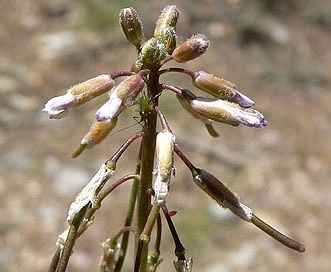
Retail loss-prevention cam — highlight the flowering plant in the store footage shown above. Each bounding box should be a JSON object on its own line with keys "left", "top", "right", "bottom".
{"left": 44, "top": 5, "right": 304, "bottom": 272}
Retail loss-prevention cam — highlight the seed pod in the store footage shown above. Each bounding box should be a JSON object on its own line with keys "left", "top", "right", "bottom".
{"left": 119, "top": 7, "right": 143, "bottom": 49}
{"left": 192, "top": 167, "right": 253, "bottom": 221}
{"left": 172, "top": 34, "right": 209, "bottom": 63}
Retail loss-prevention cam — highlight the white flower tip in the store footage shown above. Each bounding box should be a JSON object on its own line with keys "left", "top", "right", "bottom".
{"left": 153, "top": 174, "right": 169, "bottom": 204}
{"left": 43, "top": 93, "right": 75, "bottom": 119}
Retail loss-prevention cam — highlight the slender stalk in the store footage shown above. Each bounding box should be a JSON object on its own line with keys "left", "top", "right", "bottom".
{"left": 136, "top": 70, "right": 160, "bottom": 271}
{"left": 135, "top": 204, "right": 161, "bottom": 272}
{"left": 114, "top": 160, "right": 142, "bottom": 272}
{"left": 55, "top": 206, "right": 88, "bottom": 272}
{"left": 48, "top": 248, "right": 61, "bottom": 272}
{"left": 161, "top": 205, "right": 186, "bottom": 260}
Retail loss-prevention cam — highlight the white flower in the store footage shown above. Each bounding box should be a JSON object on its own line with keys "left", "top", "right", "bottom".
{"left": 43, "top": 74, "right": 114, "bottom": 119}
{"left": 43, "top": 92, "right": 75, "bottom": 119}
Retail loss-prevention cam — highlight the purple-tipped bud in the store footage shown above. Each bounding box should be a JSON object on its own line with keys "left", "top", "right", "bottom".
{"left": 96, "top": 74, "right": 145, "bottom": 121}
{"left": 172, "top": 34, "right": 209, "bottom": 63}
{"left": 154, "top": 5, "right": 179, "bottom": 38}
{"left": 190, "top": 97, "right": 267, "bottom": 128}
{"left": 193, "top": 71, "right": 255, "bottom": 108}
{"left": 119, "top": 7, "right": 143, "bottom": 49}
{"left": 43, "top": 74, "right": 114, "bottom": 119}
{"left": 192, "top": 168, "right": 253, "bottom": 221}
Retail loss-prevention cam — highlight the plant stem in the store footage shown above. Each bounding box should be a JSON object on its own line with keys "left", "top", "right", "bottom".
{"left": 55, "top": 206, "right": 87, "bottom": 272}
{"left": 136, "top": 70, "right": 160, "bottom": 271}
{"left": 114, "top": 161, "right": 141, "bottom": 272}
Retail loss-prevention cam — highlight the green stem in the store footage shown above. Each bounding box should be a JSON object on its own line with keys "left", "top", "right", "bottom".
{"left": 136, "top": 70, "right": 159, "bottom": 271}
{"left": 114, "top": 161, "right": 141, "bottom": 272}
{"left": 55, "top": 206, "right": 88, "bottom": 272}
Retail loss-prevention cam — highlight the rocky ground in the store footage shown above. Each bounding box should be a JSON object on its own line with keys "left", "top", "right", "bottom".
{"left": 1, "top": 0, "right": 331, "bottom": 271}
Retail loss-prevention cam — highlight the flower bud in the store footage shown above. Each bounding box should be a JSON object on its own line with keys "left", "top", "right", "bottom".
{"left": 119, "top": 7, "right": 143, "bottom": 49}
{"left": 138, "top": 38, "right": 168, "bottom": 68}
{"left": 154, "top": 5, "right": 179, "bottom": 39}
{"left": 193, "top": 71, "right": 255, "bottom": 108}
{"left": 172, "top": 34, "right": 209, "bottom": 63}
{"left": 96, "top": 74, "right": 145, "bottom": 121}
{"left": 190, "top": 97, "right": 267, "bottom": 128}
{"left": 192, "top": 168, "right": 253, "bottom": 221}
{"left": 153, "top": 131, "right": 175, "bottom": 204}
{"left": 156, "top": 26, "right": 177, "bottom": 55}
{"left": 43, "top": 74, "right": 114, "bottom": 119}
{"left": 81, "top": 118, "right": 118, "bottom": 147}
{"left": 72, "top": 117, "right": 118, "bottom": 158}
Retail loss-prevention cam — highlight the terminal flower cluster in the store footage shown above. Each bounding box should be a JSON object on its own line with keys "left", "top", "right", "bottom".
{"left": 44, "top": 5, "right": 304, "bottom": 272}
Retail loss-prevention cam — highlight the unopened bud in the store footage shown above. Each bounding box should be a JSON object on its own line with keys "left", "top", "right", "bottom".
{"left": 156, "top": 26, "right": 177, "bottom": 54}
{"left": 96, "top": 74, "right": 145, "bottom": 121}
{"left": 154, "top": 5, "right": 179, "bottom": 39}
{"left": 190, "top": 97, "right": 267, "bottom": 128}
{"left": 72, "top": 118, "right": 118, "bottom": 158}
{"left": 193, "top": 71, "right": 254, "bottom": 108}
{"left": 139, "top": 38, "right": 168, "bottom": 68}
{"left": 119, "top": 7, "right": 143, "bottom": 49}
{"left": 172, "top": 34, "right": 209, "bottom": 63}
{"left": 192, "top": 168, "right": 253, "bottom": 221}
{"left": 153, "top": 131, "right": 175, "bottom": 204}
{"left": 43, "top": 74, "right": 114, "bottom": 119}
{"left": 81, "top": 118, "right": 118, "bottom": 147}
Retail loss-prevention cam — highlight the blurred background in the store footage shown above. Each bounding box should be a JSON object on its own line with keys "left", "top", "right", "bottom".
{"left": 1, "top": 0, "right": 330, "bottom": 271}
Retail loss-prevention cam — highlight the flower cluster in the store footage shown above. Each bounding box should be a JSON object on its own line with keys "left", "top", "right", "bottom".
{"left": 44, "top": 5, "right": 304, "bottom": 272}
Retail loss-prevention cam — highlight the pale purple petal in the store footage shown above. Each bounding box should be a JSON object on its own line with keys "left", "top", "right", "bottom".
{"left": 229, "top": 89, "right": 255, "bottom": 108}
{"left": 232, "top": 108, "right": 267, "bottom": 128}
{"left": 95, "top": 95, "right": 123, "bottom": 121}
